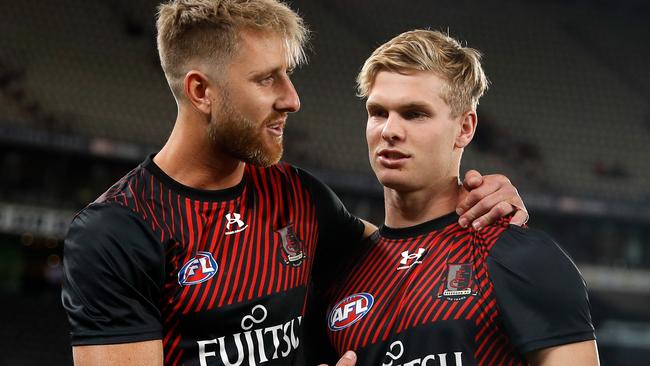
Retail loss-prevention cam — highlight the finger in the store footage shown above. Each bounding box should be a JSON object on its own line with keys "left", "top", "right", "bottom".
{"left": 336, "top": 351, "right": 357, "bottom": 366}
{"left": 509, "top": 209, "right": 529, "bottom": 227}
{"left": 471, "top": 201, "right": 515, "bottom": 230}
{"left": 462, "top": 169, "right": 483, "bottom": 190}
{"left": 456, "top": 180, "right": 502, "bottom": 222}
{"left": 459, "top": 181, "right": 521, "bottom": 228}
{"left": 463, "top": 190, "right": 517, "bottom": 229}
{"left": 506, "top": 194, "right": 527, "bottom": 215}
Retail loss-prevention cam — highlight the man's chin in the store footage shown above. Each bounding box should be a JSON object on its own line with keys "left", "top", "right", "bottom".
{"left": 377, "top": 176, "right": 415, "bottom": 192}
{"left": 246, "top": 145, "right": 283, "bottom": 167}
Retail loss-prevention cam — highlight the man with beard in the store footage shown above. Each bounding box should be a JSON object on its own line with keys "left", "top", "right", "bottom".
{"left": 318, "top": 30, "right": 598, "bottom": 366}
{"left": 61, "top": 2, "right": 528, "bottom": 365}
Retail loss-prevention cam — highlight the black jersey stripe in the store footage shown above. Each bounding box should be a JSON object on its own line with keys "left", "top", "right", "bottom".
{"left": 227, "top": 195, "right": 254, "bottom": 306}
{"left": 202, "top": 200, "right": 229, "bottom": 309}
{"left": 205, "top": 201, "right": 234, "bottom": 310}
{"left": 236, "top": 193, "right": 257, "bottom": 304}
{"left": 247, "top": 167, "right": 266, "bottom": 300}
{"left": 192, "top": 201, "right": 219, "bottom": 311}
{"left": 216, "top": 200, "right": 241, "bottom": 308}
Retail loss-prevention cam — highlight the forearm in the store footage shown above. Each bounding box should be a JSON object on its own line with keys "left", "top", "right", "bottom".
{"left": 73, "top": 340, "right": 163, "bottom": 366}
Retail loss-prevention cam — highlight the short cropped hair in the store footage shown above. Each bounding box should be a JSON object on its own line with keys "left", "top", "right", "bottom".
{"left": 156, "top": 0, "right": 309, "bottom": 99}
{"left": 357, "top": 30, "right": 488, "bottom": 117}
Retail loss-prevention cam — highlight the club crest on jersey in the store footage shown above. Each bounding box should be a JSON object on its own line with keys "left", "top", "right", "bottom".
{"left": 277, "top": 224, "right": 305, "bottom": 266}
{"left": 437, "top": 263, "right": 478, "bottom": 301}
{"left": 178, "top": 251, "right": 218, "bottom": 286}
{"left": 328, "top": 293, "right": 374, "bottom": 331}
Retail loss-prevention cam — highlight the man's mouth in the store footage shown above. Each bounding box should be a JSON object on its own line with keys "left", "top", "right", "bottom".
{"left": 377, "top": 149, "right": 410, "bottom": 167}
{"left": 266, "top": 120, "right": 285, "bottom": 137}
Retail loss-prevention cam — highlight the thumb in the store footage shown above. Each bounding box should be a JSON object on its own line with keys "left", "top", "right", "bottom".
{"left": 463, "top": 169, "right": 483, "bottom": 190}
{"left": 336, "top": 351, "right": 357, "bottom": 366}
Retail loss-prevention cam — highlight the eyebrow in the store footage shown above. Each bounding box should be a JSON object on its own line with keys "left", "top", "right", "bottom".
{"left": 366, "top": 101, "right": 432, "bottom": 112}
{"left": 247, "top": 66, "right": 283, "bottom": 78}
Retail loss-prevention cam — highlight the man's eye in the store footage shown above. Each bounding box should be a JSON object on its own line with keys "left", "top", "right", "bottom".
{"left": 404, "top": 110, "right": 427, "bottom": 120}
{"left": 368, "top": 109, "right": 388, "bottom": 118}
{"left": 259, "top": 75, "right": 274, "bottom": 85}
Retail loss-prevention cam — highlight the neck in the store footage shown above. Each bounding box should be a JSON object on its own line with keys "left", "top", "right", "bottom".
{"left": 154, "top": 110, "right": 246, "bottom": 190}
{"left": 383, "top": 177, "right": 462, "bottom": 228}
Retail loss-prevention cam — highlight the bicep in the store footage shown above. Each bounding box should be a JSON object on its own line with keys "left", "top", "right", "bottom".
{"left": 73, "top": 340, "right": 163, "bottom": 366}
{"left": 527, "top": 340, "right": 600, "bottom": 366}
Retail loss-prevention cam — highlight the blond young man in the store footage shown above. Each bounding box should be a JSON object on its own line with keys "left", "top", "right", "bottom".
{"left": 318, "top": 30, "right": 599, "bottom": 366}
{"left": 61, "top": 2, "right": 528, "bottom": 365}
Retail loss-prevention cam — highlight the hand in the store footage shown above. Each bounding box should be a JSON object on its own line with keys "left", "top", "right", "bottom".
{"left": 318, "top": 351, "right": 357, "bottom": 366}
{"left": 456, "top": 170, "right": 528, "bottom": 230}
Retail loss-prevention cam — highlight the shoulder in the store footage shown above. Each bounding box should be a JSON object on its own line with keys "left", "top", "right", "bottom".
{"left": 488, "top": 225, "right": 579, "bottom": 280}
{"left": 94, "top": 164, "right": 144, "bottom": 204}
{"left": 63, "top": 202, "right": 165, "bottom": 345}
{"left": 69, "top": 202, "right": 151, "bottom": 240}
{"left": 65, "top": 203, "right": 162, "bottom": 268}
{"left": 486, "top": 226, "right": 595, "bottom": 353}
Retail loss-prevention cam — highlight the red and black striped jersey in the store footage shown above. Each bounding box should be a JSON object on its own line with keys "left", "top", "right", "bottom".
{"left": 316, "top": 212, "right": 595, "bottom": 366}
{"left": 61, "top": 154, "right": 364, "bottom": 366}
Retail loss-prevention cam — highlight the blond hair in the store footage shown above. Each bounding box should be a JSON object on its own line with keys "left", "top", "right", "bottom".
{"left": 156, "top": 0, "right": 309, "bottom": 99}
{"left": 357, "top": 30, "right": 487, "bottom": 117}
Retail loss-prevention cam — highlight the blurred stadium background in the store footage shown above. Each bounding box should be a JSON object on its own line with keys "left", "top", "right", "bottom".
{"left": 0, "top": 0, "right": 649, "bottom": 364}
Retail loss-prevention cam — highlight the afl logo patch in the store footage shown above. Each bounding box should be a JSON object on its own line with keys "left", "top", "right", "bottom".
{"left": 328, "top": 293, "right": 374, "bottom": 331}
{"left": 178, "top": 251, "right": 218, "bottom": 286}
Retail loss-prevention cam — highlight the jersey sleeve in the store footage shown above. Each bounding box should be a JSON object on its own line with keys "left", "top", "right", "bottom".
{"left": 295, "top": 167, "right": 365, "bottom": 247}
{"left": 294, "top": 167, "right": 366, "bottom": 364}
{"left": 61, "top": 203, "right": 165, "bottom": 345}
{"left": 487, "top": 226, "right": 596, "bottom": 354}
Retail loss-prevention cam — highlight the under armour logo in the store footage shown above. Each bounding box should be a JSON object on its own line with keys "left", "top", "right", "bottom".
{"left": 225, "top": 213, "right": 248, "bottom": 235}
{"left": 397, "top": 248, "right": 425, "bottom": 270}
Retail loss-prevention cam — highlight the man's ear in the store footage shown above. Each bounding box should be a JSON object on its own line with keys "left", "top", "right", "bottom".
{"left": 455, "top": 111, "right": 478, "bottom": 148}
{"left": 183, "top": 70, "right": 217, "bottom": 115}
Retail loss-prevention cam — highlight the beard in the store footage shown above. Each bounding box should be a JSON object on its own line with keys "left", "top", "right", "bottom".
{"left": 207, "top": 93, "right": 284, "bottom": 167}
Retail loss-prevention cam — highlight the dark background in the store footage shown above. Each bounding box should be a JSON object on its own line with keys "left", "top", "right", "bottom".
{"left": 0, "top": 0, "right": 649, "bottom": 364}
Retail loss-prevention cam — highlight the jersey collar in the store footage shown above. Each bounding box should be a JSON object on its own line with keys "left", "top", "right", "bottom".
{"left": 379, "top": 211, "right": 459, "bottom": 239}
